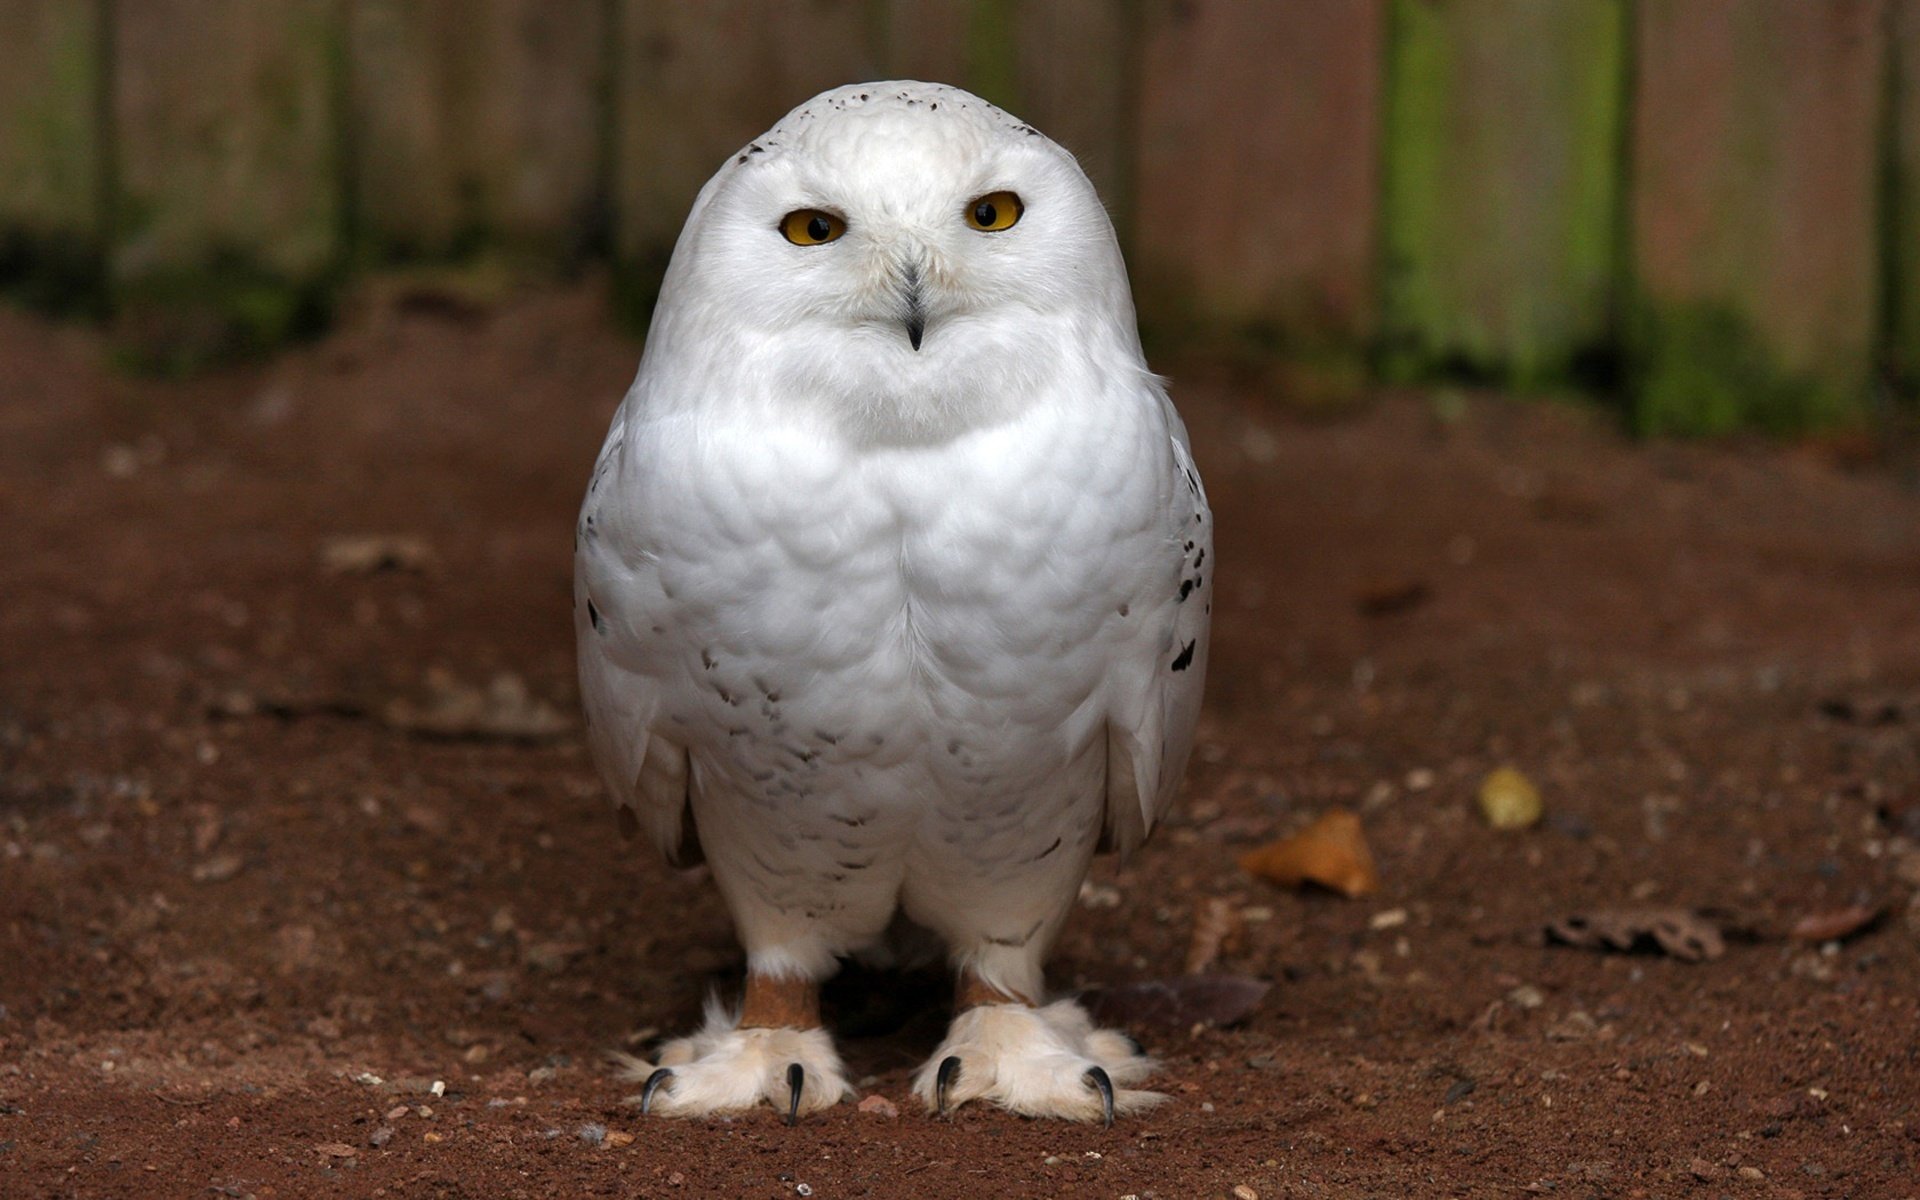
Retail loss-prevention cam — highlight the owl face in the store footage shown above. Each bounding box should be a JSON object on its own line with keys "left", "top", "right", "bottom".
{"left": 654, "top": 83, "right": 1138, "bottom": 440}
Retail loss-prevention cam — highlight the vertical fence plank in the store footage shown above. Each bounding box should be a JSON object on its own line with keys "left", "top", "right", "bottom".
{"left": 0, "top": 0, "right": 106, "bottom": 313}
{"left": 1380, "top": 0, "right": 1625, "bottom": 386}
{"left": 1631, "top": 0, "right": 1886, "bottom": 434}
{"left": 612, "top": 0, "right": 880, "bottom": 324}
{"left": 1893, "top": 0, "right": 1920, "bottom": 397}
{"left": 1132, "top": 0, "right": 1384, "bottom": 350}
{"left": 350, "top": 0, "right": 607, "bottom": 266}
{"left": 112, "top": 0, "right": 341, "bottom": 366}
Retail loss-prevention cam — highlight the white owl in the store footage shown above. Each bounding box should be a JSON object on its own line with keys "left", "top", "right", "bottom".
{"left": 576, "top": 81, "right": 1211, "bottom": 1123}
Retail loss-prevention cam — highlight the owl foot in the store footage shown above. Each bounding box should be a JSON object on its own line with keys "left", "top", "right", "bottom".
{"left": 911, "top": 999, "right": 1163, "bottom": 1123}
{"left": 613, "top": 1002, "right": 852, "bottom": 1120}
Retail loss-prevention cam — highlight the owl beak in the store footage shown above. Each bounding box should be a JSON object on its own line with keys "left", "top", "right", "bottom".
{"left": 901, "top": 260, "right": 926, "bottom": 351}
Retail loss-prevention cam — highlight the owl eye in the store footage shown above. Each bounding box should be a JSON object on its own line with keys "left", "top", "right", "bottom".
{"left": 964, "top": 191, "right": 1023, "bottom": 232}
{"left": 779, "top": 209, "right": 845, "bottom": 245}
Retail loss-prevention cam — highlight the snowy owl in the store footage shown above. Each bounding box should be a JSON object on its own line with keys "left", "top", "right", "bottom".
{"left": 575, "top": 81, "right": 1210, "bottom": 1123}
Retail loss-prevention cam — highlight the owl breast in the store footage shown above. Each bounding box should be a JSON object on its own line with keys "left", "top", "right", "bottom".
{"left": 584, "top": 379, "right": 1173, "bottom": 868}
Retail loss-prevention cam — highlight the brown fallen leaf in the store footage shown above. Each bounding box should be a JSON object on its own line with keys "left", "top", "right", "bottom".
{"left": 1545, "top": 907, "right": 1725, "bottom": 962}
{"left": 1238, "top": 809, "right": 1380, "bottom": 898}
{"left": 320, "top": 534, "right": 438, "bottom": 575}
{"left": 1788, "top": 903, "right": 1882, "bottom": 944}
{"left": 1184, "top": 897, "right": 1245, "bottom": 975}
{"left": 381, "top": 669, "right": 570, "bottom": 741}
{"left": 1081, "top": 974, "right": 1271, "bottom": 1029}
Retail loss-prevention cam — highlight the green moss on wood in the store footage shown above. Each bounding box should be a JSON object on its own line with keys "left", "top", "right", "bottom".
{"left": 1380, "top": 0, "right": 1627, "bottom": 389}
{"left": 110, "top": 250, "right": 334, "bottom": 376}
{"left": 1630, "top": 298, "right": 1859, "bottom": 436}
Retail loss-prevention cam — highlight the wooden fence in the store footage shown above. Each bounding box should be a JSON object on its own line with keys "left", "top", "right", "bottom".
{"left": 2, "top": 0, "right": 1918, "bottom": 433}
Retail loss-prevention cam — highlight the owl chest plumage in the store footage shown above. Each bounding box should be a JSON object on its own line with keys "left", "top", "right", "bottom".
{"left": 581, "top": 380, "right": 1175, "bottom": 855}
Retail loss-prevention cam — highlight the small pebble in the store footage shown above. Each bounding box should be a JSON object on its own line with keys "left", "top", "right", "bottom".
{"left": 576, "top": 1123, "right": 606, "bottom": 1147}
{"left": 856, "top": 1094, "right": 899, "bottom": 1118}
{"left": 604, "top": 1130, "right": 634, "bottom": 1148}
{"left": 368, "top": 1126, "right": 393, "bottom": 1148}
{"left": 1234, "top": 1186, "right": 1260, "bottom": 1200}
{"left": 1477, "top": 767, "right": 1543, "bottom": 830}
{"left": 1369, "top": 907, "right": 1408, "bottom": 930}
{"left": 190, "top": 853, "right": 245, "bottom": 883}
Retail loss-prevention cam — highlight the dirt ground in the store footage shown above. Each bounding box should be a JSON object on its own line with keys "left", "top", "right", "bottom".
{"left": 3, "top": 281, "right": 1918, "bottom": 1199}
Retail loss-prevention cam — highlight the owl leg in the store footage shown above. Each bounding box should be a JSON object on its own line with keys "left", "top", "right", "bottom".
{"left": 613, "top": 969, "right": 852, "bottom": 1121}
{"left": 909, "top": 966, "right": 1163, "bottom": 1123}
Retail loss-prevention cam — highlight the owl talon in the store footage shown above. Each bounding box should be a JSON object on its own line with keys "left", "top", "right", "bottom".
{"left": 935, "top": 1055, "right": 963, "bottom": 1117}
{"left": 785, "top": 1062, "right": 805, "bottom": 1126}
{"left": 640, "top": 1067, "right": 675, "bottom": 1114}
{"left": 1084, "top": 1065, "right": 1114, "bottom": 1128}
{"left": 913, "top": 1000, "right": 1162, "bottom": 1120}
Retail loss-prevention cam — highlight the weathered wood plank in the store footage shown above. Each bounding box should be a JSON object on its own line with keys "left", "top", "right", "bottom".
{"left": 1892, "top": 0, "right": 1920, "bottom": 396}
{"left": 1133, "top": 0, "right": 1385, "bottom": 347}
{"left": 111, "top": 0, "right": 341, "bottom": 365}
{"left": 1631, "top": 0, "right": 1886, "bottom": 433}
{"left": 0, "top": 0, "right": 107, "bottom": 312}
{"left": 349, "top": 0, "right": 607, "bottom": 265}
{"left": 1380, "top": 0, "right": 1626, "bottom": 386}
{"left": 612, "top": 0, "right": 880, "bottom": 322}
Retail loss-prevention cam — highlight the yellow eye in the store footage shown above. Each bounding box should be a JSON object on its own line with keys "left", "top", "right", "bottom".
{"left": 779, "top": 209, "right": 845, "bottom": 245}
{"left": 964, "top": 191, "right": 1023, "bottom": 232}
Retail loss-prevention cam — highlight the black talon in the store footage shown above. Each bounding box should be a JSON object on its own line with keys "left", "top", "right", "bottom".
{"left": 1084, "top": 1065, "right": 1115, "bottom": 1128}
{"left": 640, "top": 1067, "right": 674, "bottom": 1114}
{"left": 935, "top": 1055, "right": 962, "bottom": 1117}
{"left": 785, "top": 1062, "right": 805, "bottom": 1126}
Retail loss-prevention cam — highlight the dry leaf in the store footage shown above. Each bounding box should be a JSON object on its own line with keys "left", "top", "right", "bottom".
{"left": 1545, "top": 907, "right": 1724, "bottom": 962}
{"left": 381, "top": 669, "right": 569, "bottom": 741}
{"left": 1184, "top": 897, "right": 1245, "bottom": 975}
{"left": 1238, "top": 809, "right": 1380, "bottom": 898}
{"left": 1788, "top": 904, "right": 1881, "bottom": 943}
{"left": 320, "top": 534, "right": 438, "bottom": 575}
{"left": 1477, "top": 766, "right": 1543, "bottom": 830}
{"left": 1082, "top": 974, "right": 1271, "bottom": 1029}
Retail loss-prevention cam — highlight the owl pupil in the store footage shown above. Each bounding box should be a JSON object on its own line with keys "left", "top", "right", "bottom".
{"left": 806, "top": 215, "right": 830, "bottom": 242}
{"left": 974, "top": 201, "right": 997, "bottom": 227}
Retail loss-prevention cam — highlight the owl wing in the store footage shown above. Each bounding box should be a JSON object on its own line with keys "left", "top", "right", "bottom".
{"left": 574, "top": 408, "right": 701, "bottom": 866}
{"left": 1101, "top": 394, "right": 1212, "bottom": 861}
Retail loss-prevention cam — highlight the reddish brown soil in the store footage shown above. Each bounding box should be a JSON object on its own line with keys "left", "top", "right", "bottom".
{"left": 3, "top": 283, "right": 1918, "bottom": 1199}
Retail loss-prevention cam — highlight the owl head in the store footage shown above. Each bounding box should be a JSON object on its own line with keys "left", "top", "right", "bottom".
{"left": 642, "top": 82, "right": 1144, "bottom": 442}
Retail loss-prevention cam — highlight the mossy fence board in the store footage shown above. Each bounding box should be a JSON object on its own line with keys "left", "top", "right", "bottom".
{"left": 1630, "top": 0, "right": 1888, "bottom": 434}
{"left": 1, "top": 0, "right": 1916, "bottom": 431}
{"left": 1380, "top": 0, "right": 1626, "bottom": 388}
{"left": 0, "top": 0, "right": 107, "bottom": 314}
{"left": 111, "top": 0, "right": 342, "bottom": 369}
{"left": 1892, "top": 0, "right": 1920, "bottom": 395}
{"left": 347, "top": 0, "right": 609, "bottom": 266}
